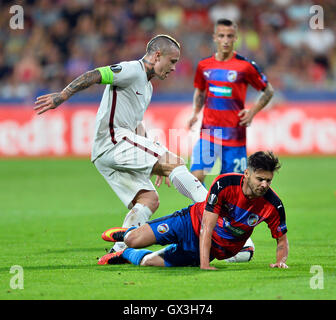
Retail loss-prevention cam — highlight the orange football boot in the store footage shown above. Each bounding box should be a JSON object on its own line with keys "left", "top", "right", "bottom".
{"left": 97, "top": 249, "right": 127, "bottom": 265}
{"left": 101, "top": 227, "right": 127, "bottom": 242}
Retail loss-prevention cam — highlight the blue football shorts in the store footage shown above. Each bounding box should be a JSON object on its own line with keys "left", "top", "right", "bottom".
{"left": 148, "top": 206, "right": 200, "bottom": 267}
{"left": 190, "top": 138, "right": 247, "bottom": 174}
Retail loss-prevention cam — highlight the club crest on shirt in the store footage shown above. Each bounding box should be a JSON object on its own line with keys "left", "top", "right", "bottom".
{"left": 110, "top": 64, "right": 122, "bottom": 73}
{"left": 227, "top": 70, "right": 237, "bottom": 82}
{"left": 247, "top": 213, "right": 259, "bottom": 226}
{"left": 157, "top": 223, "right": 169, "bottom": 234}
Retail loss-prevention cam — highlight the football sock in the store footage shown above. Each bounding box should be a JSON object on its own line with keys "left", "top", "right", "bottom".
{"left": 112, "top": 203, "right": 153, "bottom": 252}
{"left": 123, "top": 203, "right": 153, "bottom": 226}
{"left": 122, "top": 248, "right": 152, "bottom": 265}
{"left": 169, "top": 165, "right": 208, "bottom": 203}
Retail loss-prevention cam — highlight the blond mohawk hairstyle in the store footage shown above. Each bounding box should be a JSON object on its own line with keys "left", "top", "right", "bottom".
{"left": 146, "top": 34, "right": 180, "bottom": 54}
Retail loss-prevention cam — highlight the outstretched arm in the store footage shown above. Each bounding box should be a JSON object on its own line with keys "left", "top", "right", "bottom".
{"left": 34, "top": 69, "right": 102, "bottom": 115}
{"left": 270, "top": 234, "right": 289, "bottom": 269}
{"left": 238, "top": 82, "right": 274, "bottom": 126}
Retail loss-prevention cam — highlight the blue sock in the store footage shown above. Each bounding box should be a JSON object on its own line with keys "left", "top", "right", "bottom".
{"left": 122, "top": 248, "right": 152, "bottom": 265}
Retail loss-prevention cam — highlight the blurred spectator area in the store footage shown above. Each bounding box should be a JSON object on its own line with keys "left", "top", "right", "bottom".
{"left": 0, "top": 0, "right": 335, "bottom": 103}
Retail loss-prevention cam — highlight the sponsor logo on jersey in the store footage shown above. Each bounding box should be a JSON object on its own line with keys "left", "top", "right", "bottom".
{"left": 223, "top": 217, "right": 246, "bottom": 236}
{"left": 227, "top": 70, "right": 237, "bottom": 82}
{"left": 110, "top": 64, "right": 122, "bottom": 73}
{"left": 209, "top": 85, "right": 232, "bottom": 97}
{"left": 247, "top": 213, "right": 259, "bottom": 226}
{"left": 157, "top": 223, "right": 169, "bottom": 234}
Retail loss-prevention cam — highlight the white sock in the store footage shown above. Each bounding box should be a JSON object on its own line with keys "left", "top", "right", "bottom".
{"left": 112, "top": 203, "right": 153, "bottom": 252}
{"left": 225, "top": 238, "right": 255, "bottom": 263}
{"left": 169, "top": 165, "right": 208, "bottom": 203}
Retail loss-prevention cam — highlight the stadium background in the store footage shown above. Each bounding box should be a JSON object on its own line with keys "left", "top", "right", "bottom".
{"left": 0, "top": 0, "right": 335, "bottom": 157}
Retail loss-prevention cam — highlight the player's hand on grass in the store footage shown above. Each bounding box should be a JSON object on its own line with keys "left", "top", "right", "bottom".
{"left": 34, "top": 92, "right": 66, "bottom": 114}
{"left": 200, "top": 265, "right": 218, "bottom": 271}
{"left": 155, "top": 175, "right": 171, "bottom": 188}
{"left": 270, "top": 262, "right": 289, "bottom": 269}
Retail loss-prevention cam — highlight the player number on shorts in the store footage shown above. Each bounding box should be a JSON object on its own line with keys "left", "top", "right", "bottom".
{"left": 233, "top": 157, "right": 247, "bottom": 173}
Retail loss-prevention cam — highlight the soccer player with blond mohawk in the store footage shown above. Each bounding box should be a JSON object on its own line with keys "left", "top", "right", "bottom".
{"left": 34, "top": 35, "right": 208, "bottom": 253}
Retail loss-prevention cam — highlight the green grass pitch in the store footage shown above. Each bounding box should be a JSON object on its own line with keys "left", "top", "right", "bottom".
{"left": 0, "top": 156, "right": 335, "bottom": 300}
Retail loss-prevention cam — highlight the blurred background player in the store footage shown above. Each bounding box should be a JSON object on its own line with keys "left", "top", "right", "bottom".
{"left": 188, "top": 19, "right": 274, "bottom": 183}
{"left": 98, "top": 151, "right": 289, "bottom": 270}
{"left": 34, "top": 35, "right": 208, "bottom": 253}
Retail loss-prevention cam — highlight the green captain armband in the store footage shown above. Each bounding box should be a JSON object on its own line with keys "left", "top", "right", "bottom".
{"left": 96, "top": 66, "right": 114, "bottom": 84}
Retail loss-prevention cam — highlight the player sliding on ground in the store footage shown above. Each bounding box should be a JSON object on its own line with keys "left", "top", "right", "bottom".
{"left": 98, "top": 151, "right": 289, "bottom": 269}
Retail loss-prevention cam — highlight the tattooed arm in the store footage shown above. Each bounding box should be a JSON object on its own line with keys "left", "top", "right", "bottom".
{"left": 270, "top": 234, "right": 289, "bottom": 269}
{"left": 34, "top": 69, "right": 102, "bottom": 115}
{"left": 238, "top": 82, "right": 274, "bottom": 126}
{"left": 187, "top": 88, "right": 205, "bottom": 130}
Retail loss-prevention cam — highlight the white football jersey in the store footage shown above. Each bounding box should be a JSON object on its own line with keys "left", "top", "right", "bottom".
{"left": 91, "top": 60, "right": 153, "bottom": 162}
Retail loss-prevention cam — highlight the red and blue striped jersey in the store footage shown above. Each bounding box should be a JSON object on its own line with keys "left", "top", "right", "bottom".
{"left": 194, "top": 52, "right": 268, "bottom": 146}
{"left": 190, "top": 173, "right": 287, "bottom": 260}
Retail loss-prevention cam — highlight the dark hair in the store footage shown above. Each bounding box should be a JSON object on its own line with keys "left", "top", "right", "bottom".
{"left": 215, "top": 18, "right": 238, "bottom": 31}
{"left": 146, "top": 34, "right": 180, "bottom": 54}
{"left": 247, "top": 151, "right": 281, "bottom": 172}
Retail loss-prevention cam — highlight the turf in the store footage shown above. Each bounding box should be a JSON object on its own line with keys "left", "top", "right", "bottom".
{"left": 0, "top": 157, "right": 335, "bottom": 300}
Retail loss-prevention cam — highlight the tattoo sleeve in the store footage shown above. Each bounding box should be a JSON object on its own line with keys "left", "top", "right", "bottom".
{"left": 62, "top": 69, "right": 102, "bottom": 101}
{"left": 193, "top": 89, "right": 205, "bottom": 114}
{"left": 51, "top": 93, "right": 66, "bottom": 108}
{"left": 256, "top": 83, "right": 274, "bottom": 110}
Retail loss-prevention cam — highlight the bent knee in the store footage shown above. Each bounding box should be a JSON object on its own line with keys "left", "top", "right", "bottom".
{"left": 124, "top": 224, "right": 155, "bottom": 248}
{"left": 124, "top": 230, "right": 138, "bottom": 248}
{"left": 140, "top": 253, "right": 164, "bottom": 267}
{"left": 140, "top": 254, "right": 154, "bottom": 266}
{"left": 150, "top": 196, "right": 160, "bottom": 212}
{"left": 134, "top": 190, "right": 159, "bottom": 213}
